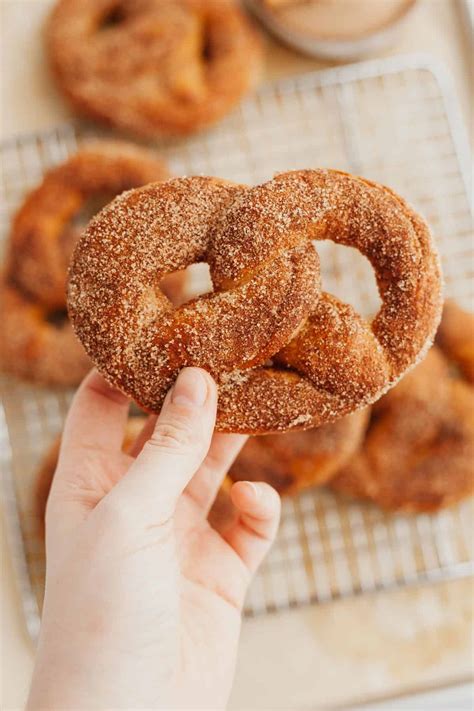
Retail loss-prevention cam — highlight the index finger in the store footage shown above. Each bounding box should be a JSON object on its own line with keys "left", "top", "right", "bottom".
{"left": 62, "top": 369, "right": 130, "bottom": 454}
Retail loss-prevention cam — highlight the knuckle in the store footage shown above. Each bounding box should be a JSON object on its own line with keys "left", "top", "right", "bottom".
{"left": 147, "top": 416, "right": 200, "bottom": 455}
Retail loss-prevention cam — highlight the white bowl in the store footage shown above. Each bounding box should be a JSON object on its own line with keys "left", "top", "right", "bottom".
{"left": 246, "top": 0, "right": 417, "bottom": 61}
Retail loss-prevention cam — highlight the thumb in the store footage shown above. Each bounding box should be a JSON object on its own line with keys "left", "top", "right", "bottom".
{"left": 103, "top": 367, "right": 217, "bottom": 523}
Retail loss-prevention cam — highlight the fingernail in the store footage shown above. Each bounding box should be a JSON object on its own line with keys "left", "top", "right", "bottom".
{"left": 171, "top": 368, "right": 208, "bottom": 408}
{"left": 243, "top": 481, "right": 260, "bottom": 500}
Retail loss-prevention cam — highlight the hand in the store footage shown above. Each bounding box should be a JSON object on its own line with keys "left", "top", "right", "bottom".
{"left": 27, "top": 368, "right": 280, "bottom": 710}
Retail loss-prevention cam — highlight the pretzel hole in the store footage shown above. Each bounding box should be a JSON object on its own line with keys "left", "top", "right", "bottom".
{"left": 315, "top": 240, "right": 381, "bottom": 319}
{"left": 58, "top": 193, "right": 118, "bottom": 261}
{"left": 72, "top": 193, "right": 117, "bottom": 228}
{"left": 201, "top": 26, "right": 215, "bottom": 63}
{"left": 99, "top": 4, "right": 127, "bottom": 31}
{"left": 45, "top": 309, "right": 68, "bottom": 328}
{"left": 159, "top": 263, "right": 213, "bottom": 307}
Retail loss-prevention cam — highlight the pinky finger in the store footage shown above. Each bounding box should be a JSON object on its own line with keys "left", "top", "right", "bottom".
{"left": 224, "top": 481, "right": 281, "bottom": 574}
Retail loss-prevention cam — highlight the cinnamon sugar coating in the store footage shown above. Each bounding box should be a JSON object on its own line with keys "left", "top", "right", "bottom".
{"left": 68, "top": 170, "right": 442, "bottom": 433}
{"left": 68, "top": 176, "right": 319, "bottom": 426}
{"left": 46, "top": 0, "right": 263, "bottom": 137}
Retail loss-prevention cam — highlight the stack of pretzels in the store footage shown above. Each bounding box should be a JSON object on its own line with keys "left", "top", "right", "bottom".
{"left": 0, "top": 141, "right": 169, "bottom": 385}
{"left": 68, "top": 169, "right": 442, "bottom": 433}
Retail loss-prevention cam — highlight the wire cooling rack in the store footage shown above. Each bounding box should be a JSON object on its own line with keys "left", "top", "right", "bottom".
{"left": 1, "top": 54, "right": 473, "bottom": 638}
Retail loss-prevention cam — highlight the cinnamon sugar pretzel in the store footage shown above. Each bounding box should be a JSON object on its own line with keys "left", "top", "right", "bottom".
{"left": 435, "top": 299, "right": 474, "bottom": 384}
{"left": 46, "top": 0, "right": 263, "bottom": 137}
{"left": 68, "top": 170, "right": 442, "bottom": 433}
{"left": 0, "top": 280, "right": 91, "bottom": 386}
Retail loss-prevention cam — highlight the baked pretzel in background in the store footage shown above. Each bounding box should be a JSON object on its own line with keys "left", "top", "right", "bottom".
{"left": 228, "top": 409, "right": 369, "bottom": 495}
{"left": 46, "top": 0, "right": 263, "bottom": 137}
{"left": 1, "top": 142, "right": 168, "bottom": 385}
{"left": 330, "top": 302, "right": 474, "bottom": 512}
{"left": 435, "top": 299, "right": 474, "bottom": 384}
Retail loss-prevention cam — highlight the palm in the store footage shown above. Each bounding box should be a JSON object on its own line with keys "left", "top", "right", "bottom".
{"left": 174, "top": 501, "right": 246, "bottom": 708}
{"left": 176, "top": 486, "right": 249, "bottom": 607}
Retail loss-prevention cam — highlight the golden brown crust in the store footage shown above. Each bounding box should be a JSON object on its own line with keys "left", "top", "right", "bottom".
{"left": 229, "top": 408, "right": 369, "bottom": 495}
{"left": 7, "top": 141, "right": 168, "bottom": 310}
{"left": 0, "top": 280, "right": 91, "bottom": 386}
{"left": 330, "top": 347, "right": 474, "bottom": 512}
{"left": 68, "top": 170, "right": 441, "bottom": 433}
{"left": 213, "top": 168, "right": 442, "bottom": 431}
{"left": 46, "top": 0, "right": 263, "bottom": 137}
{"left": 210, "top": 169, "right": 442, "bottom": 373}
{"left": 436, "top": 299, "right": 474, "bottom": 384}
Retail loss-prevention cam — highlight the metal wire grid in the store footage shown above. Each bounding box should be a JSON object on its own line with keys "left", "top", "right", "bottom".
{"left": 1, "top": 55, "right": 473, "bottom": 636}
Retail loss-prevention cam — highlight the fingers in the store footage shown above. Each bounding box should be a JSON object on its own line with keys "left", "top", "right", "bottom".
{"left": 104, "top": 368, "right": 217, "bottom": 523}
{"left": 224, "top": 482, "right": 281, "bottom": 574}
{"left": 184, "top": 433, "right": 247, "bottom": 515}
{"left": 61, "top": 370, "right": 130, "bottom": 454}
{"left": 46, "top": 370, "right": 130, "bottom": 534}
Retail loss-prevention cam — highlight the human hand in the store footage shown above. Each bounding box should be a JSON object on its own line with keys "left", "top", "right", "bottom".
{"left": 27, "top": 368, "right": 280, "bottom": 710}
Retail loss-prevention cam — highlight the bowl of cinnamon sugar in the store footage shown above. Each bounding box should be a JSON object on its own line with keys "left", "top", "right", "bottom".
{"left": 247, "top": 0, "right": 417, "bottom": 60}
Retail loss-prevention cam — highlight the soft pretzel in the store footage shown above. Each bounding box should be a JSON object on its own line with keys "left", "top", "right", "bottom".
{"left": 0, "top": 280, "right": 91, "bottom": 386}
{"left": 330, "top": 346, "right": 474, "bottom": 512}
{"left": 68, "top": 170, "right": 441, "bottom": 433}
{"left": 7, "top": 141, "right": 168, "bottom": 310}
{"left": 229, "top": 409, "right": 369, "bottom": 495}
{"left": 435, "top": 299, "right": 474, "bottom": 384}
{"left": 46, "top": 0, "right": 263, "bottom": 137}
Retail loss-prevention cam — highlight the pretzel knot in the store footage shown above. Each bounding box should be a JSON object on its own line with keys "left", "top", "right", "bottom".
{"left": 68, "top": 170, "right": 442, "bottom": 434}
